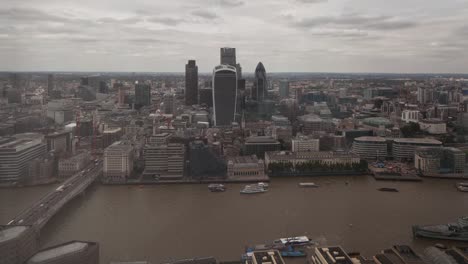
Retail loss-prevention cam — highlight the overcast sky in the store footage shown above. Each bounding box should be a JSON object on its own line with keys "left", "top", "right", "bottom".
{"left": 1, "top": 0, "right": 468, "bottom": 73}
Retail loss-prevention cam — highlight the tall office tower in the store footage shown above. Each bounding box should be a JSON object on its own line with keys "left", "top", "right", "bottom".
{"left": 163, "top": 93, "right": 175, "bottom": 115}
{"left": 135, "top": 82, "right": 151, "bottom": 109}
{"left": 236, "top": 63, "right": 242, "bottom": 79}
{"left": 279, "top": 80, "right": 289, "bottom": 98}
{"left": 47, "top": 74, "right": 55, "bottom": 96}
{"left": 0, "top": 133, "right": 47, "bottom": 184}
{"left": 10, "top": 73, "right": 20, "bottom": 89}
{"left": 220, "top": 47, "right": 236, "bottom": 66}
{"left": 212, "top": 65, "right": 237, "bottom": 126}
{"left": 252, "top": 62, "right": 267, "bottom": 102}
{"left": 185, "top": 60, "right": 199, "bottom": 106}
{"left": 199, "top": 88, "right": 213, "bottom": 107}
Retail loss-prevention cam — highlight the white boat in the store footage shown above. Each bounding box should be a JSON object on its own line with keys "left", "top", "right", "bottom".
{"left": 257, "top": 182, "right": 269, "bottom": 189}
{"left": 208, "top": 184, "right": 226, "bottom": 192}
{"left": 240, "top": 184, "right": 267, "bottom": 194}
{"left": 456, "top": 182, "right": 468, "bottom": 187}
{"left": 457, "top": 185, "right": 468, "bottom": 192}
{"left": 298, "top": 182, "right": 319, "bottom": 188}
{"left": 274, "top": 236, "right": 311, "bottom": 245}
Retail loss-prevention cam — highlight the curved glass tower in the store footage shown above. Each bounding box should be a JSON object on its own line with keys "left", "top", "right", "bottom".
{"left": 212, "top": 65, "right": 237, "bottom": 126}
{"left": 253, "top": 62, "right": 267, "bottom": 102}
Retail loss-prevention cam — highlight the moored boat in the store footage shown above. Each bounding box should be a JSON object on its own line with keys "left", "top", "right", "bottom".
{"left": 456, "top": 182, "right": 468, "bottom": 187}
{"left": 457, "top": 185, "right": 468, "bottom": 192}
{"left": 240, "top": 184, "right": 267, "bottom": 194}
{"left": 413, "top": 216, "right": 468, "bottom": 241}
{"left": 378, "top": 187, "right": 399, "bottom": 192}
{"left": 299, "top": 182, "right": 319, "bottom": 188}
{"left": 273, "top": 236, "right": 311, "bottom": 246}
{"left": 208, "top": 184, "right": 226, "bottom": 192}
{"left": 257, "top": 182, "right": 269, "bottom": 189}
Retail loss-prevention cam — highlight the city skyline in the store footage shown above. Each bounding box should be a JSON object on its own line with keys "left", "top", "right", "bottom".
{"left": 0, "top": 0, "right": 468, "bottom": 73}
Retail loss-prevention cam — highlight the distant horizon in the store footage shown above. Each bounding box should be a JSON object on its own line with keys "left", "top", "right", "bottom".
{"left": 2, "top": 70, "right": 468, "bottom": 76}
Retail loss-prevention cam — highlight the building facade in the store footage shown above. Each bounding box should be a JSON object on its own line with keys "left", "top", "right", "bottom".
{"left": 279, "top": 80, "right": 289, "bottom": 98}
{"left": 135, "top": 83, "right": 151, "bottom": 108}
{"left": 144, "top": 143, "right": 185, "bottom": 179}
{"left": 0, "top": 135, "right": 47, "bottom": 184}
{"left": 252, "top": 62, "right": 267, "bottom": 102}
{"left": 185, "top": 60, "right": 198, "bottom": 106}
{"left": 392, "top": 138, "right": 442, "bottom": 161}
{"left": 265, "top": 151, "right": 360, "bottom": 167}
{"left": 292, "top": 136, "right": 320, "bottom": 152}
{"left": 212, "top": 65, "right": 237, "bottom": 126}
{"left": 103, "top": 141, "right": 134, "bottom": 183}
{"left": 227, "top": 155, "right": 265, "bottom": 178}
{"left": 351, "top": 136, "right": 387, "bottom": 160}
{"left": 244, "top": 136, "right": 281, "bottom": 159}
{"left": 0, "top": 225, "right": 38, "bottom": 264}
{"left": 220, "top": 47, "right": 236, "bottom": 66}
{"left": 58, "top": 152, "right": 90, "bottom": 179}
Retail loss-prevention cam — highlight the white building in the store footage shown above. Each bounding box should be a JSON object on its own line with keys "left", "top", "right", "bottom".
{"left": 418, "top": 119, "right": 446, "bottom": 134}
{"left": 292, "top": 136, "right": 320, "bottom": 152}
{"left": 103, "top": 141, "right": 134, "bottom": 183}
{"left": 401, "top": 110, "right": 420, "bottom": 123}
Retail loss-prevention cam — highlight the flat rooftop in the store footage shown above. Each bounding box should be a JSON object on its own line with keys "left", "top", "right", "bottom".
{"left": 0, "top": 226, "right": 28, "bottom": 243}
{"left": 354, "top": 136, "right": 386, "bottom": 143}
{"left": 230, "top": 155, "right": 259, "bottom": 164}
{"left": 28, "top": 241, "right": 92, "bottom": 263}
{"left": 393, "top": 138, "right": 442, "bottom": 144}
{"left": 245, "top": 136, "right": 279, "bottom": 144}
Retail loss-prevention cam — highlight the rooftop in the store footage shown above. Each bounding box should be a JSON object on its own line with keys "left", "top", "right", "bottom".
{"left": 230, "top": 155, "right": 259, "bottom": 164}
{"left": 393, "top": 138, "right": 442, "bottom": 144}
{"left": 0, "top": 226, "right": 28, "bottom": 243}
{"left": 28, "top": 241, "right": 91, "bottom": 263}
{"left": 245, "top": 136, "right": 279, "bottom": 144}
{"left": 354, "top": 136, "right": 387, "bottom": 143}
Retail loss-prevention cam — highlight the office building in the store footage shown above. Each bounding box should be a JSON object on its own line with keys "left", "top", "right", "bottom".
{"left": 244, "top": 136, "right": 281, "bottom": 159}
{"left": 58, "top": 152, "right": 90, "bottom": 179}
{"left": 415, "top": 147, "right": 465, "bottom": 174}
{"left": 45, "top": 130, "right": 72, "bottom": 153}
{"left": 199, "top": 88, "right": 213, "bottom": 107}
{"left": 135, "top": 83, "right": 151, "bottom": 108}
{"left": 417, "top": 87, "right": 434, "bottom": 104}
{"left": 189, "top": 141, "right": 226, "bottom": 179}
{"left": 292, "top": 136, "right": 320, "bottom": 152}
{"left": 0, "top": 225, "right": 38, "bottom": 264}
{"left": 0, "top": 134, "right": 47, "bottom": 184}
{"left": 46, "top": 100, "right": 74, "bottom": 125}
{"left": 103, "top": 141, "right": 134, "bottom": 183}
{"left": 252, "top": 62, "right": 267, "bottom": 102}
{"left": 148, "top": 133, "right": 172, "bottom": 145}
{"left": 279, "top": 80, "right": 289, "bottom": 98}
{"left": 265, "top": 151, "right": 360, "bottom": 167}
{"left": 401, "top": 110, "right": 420, "bottom": 123}
{"left": 220, "top": 47, "right": 236, "bottom": 66}
{"left": 298, "top": 114, "right": 334, "bottom": 134}
{"left": 102, "top": 128, "right": 123, "bottom": 149}
{"left": 185, "top": 60, "right": 198, "bottom": 106}
{"left": 351, "top": 136, "right": 387, "bottom": 160}
{"left": 144, "top": 143, "right": 185, "bottom": 179}
{"left": 47, "top": 74, "right": 55, "bottom": 96}
{"left": 227, "top": 155, "right": 265, "bottom": 178}
{"left": 418, "top": 119, "right": 446, "bottom": 134}
{"left": 26, "top": 240, "right": 99, "bottom": 264}
{"left": 236, "top": 63, "right": 242, "bottom": 79}
{"left": 212, "top": 65, "right": 237, "bottom": 126}
{"left": 392, "top": 138, "right": 442, "bottom": 161}
{"left": 163, "top": 93, "right": 175, "bottom": 115}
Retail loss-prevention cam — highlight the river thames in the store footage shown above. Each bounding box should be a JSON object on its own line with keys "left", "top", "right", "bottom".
{"left": 1, "top": 176, "right": 467, "bottom": 263}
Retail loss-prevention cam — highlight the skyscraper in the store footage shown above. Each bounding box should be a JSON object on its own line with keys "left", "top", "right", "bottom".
{"left": 220, "top": 47, "right": 236, "bottom": 66}
{"left": 236, "top": 63, "right": 242, "bottom": 79}
{"left": 185, "top": 60, "right": 198, "bottom": 106}
{"left": 252, "top": 62, "right": 267, "bottom": 102}
{"left": 47, "top": 74, "right": 55, "bottom": 96}
{"left": 135, "top": 82, "right": 151, "bottom": 109}
{"left": 213, "top": 65, "right": 237, "bottom": 126}
{"left": 279, "top": 80, "right": 289, "bottom": 98}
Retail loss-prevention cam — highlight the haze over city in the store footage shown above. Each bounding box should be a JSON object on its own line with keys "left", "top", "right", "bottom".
{"left": 1, "top": 0, "right": 468, "bottom": 73}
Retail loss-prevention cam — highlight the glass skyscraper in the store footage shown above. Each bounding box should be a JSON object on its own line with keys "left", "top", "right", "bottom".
{"left": 212, "top": 65, "right": 237, "bottom": 126}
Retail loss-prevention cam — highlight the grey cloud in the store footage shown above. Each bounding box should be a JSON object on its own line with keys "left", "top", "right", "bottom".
{"left": 292, "top": 14, "right": 417, "bottom": 31}
{"left": 218, "top": 0, "right": 245, "bottom": 7}
{"left": 191, "top": 10, "right": 219, "bottom": 20}
{"left": 147, "top": 17, "right": 186, "bottom": 26}
{"left": 0, "top": 8, "right": 68, "bottom": 23}
{"left": 296, "top": 0, "right": 327, "bottom": 3}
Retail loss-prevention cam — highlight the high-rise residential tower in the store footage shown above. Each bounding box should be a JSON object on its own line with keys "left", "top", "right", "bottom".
{"left": 220, "top": 47, "right": 236, "bottom": 66}
{"left": 212, "top": 65, "right": 237, "bottom": 126}
{"left": 252, "top": 62, "right": 267, "bottom": 102}
{"left": 185, "top": 60, "right": 198, "bottom": 106}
